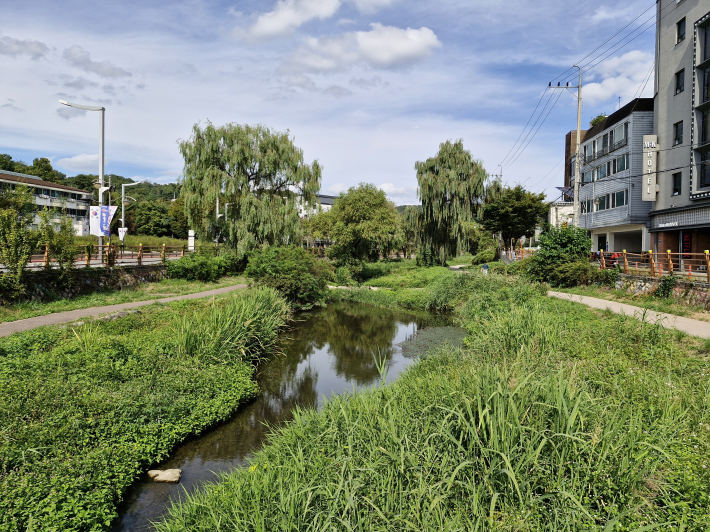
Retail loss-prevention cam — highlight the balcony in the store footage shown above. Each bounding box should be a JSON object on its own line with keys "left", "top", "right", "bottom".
{"left": 582, "top": 137, "right": 627, "bottom": 166}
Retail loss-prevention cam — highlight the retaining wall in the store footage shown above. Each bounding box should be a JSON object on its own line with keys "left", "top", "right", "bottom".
{"left": 615, "top": 273, "right": 710, "bottom": 308}
{"left": 5, "top": 264, "right": 167, "bottom": 303}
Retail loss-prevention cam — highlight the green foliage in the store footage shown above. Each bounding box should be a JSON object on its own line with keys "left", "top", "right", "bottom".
{"left": 0, "top": 290, "right": 290, "bottom": 531}
{"left": 0, "top": 186, "right": 41, "bottom": 298}
{"left": 413, "top": 140, "right": 486, "bottom": 266}
{"left": 179, "top": 123, "right": 321, "bottom": 261}
{"left": 656, "top": 274, "right": 678, "bottom": 299}
{"left": 506, "top": 256, "right": 532, "bottom": 275}
{"left": 0, "top": 155, "right": 65, "bottom": 183}
{"left": 333, "top": 266, "right": 355, "bottom": 286}
{"left": 471, "top": 247, "right": 495, "bottom": 265}
{"left": 135, "top": 200, "right": 171, "bottom": 237}
{"left": 38, "top": 209, "right": 78, "bottom": 286}
{"left": 547, "top": 260, "right": 597, "bottom": 288}
{"left": 168, "top": 197, "right": 189, "bottom": 239}
{"left": 463, "top": 222, "right": 496, "bottom": 256}
{"left": 481, "top": 185, "right": 548, "bottom": 246}
{"left": 528, "top": 225, "right": 592, "bottom": 283}
{"left": 590, "top": 113, "right": 608, "bottom": 127}
{"left": 311, "top": 184, "right": 403, "bottom": 268}
{"left": 246, "top": 246, "right": 333, "bottom": 310}
{"left": 167, "top": 252, "right": 242, "bottom": 282}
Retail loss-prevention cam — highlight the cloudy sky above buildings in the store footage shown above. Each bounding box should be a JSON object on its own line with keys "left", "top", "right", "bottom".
{"left": 0, "top": 0, "right": 657, "bottom": 204}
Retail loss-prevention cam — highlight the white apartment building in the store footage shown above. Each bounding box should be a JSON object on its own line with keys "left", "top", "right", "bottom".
{"left": 0, "top": 169, "right": 92, "bottom": 236}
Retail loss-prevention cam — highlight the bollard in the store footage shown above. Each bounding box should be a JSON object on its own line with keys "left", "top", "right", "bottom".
{"left": 649, "top": 251, "right": 656, "bottom": 277}
{"left": 667, "top": 250, "right": 673, "bottom": 275}
{"left": 622, "top": 250, "right": 628, "bottom": 274}
{"left": 138, "top": 244, "right": 143, "bottom": 266}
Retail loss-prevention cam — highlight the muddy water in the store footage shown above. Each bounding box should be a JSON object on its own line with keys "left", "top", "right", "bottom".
{"left": 113, "top": 301, "right": 450, "bottom": 531}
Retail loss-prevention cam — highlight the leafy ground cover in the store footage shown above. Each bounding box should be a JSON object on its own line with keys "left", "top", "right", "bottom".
{"left": 158, "top": 272, "right": 710, "bottom": 531}
{"left": 0, "top": 287, "right": 289, "bottom": 531}
{"left": 362, "top": 265, "right": 451, "bottom": 289}
{"left": 0, "top": 275, "right": 246, "bottom": 324}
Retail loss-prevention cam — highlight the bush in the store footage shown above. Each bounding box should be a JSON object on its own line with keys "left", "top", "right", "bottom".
{"left": 506, "top": 256, "right": 532, "bottom": 275}
{"left": 547, "top": 260, "right": 597, "bottom": 287}
{"left": 246, "top": 246, "right": 334, "bottom": 310}
{"left": 528, "top": 226, "right": 592, "bottom": 283}
{"left": 333, "top": 266, "right": 356, "bottom": 286}
{"left": 167, "top": 253, "right": 218, "bottom": 281}
{"left": 488, "top": 262, "right": 507, "bottom": 275}
{"left": 596, "top": 267, "right": 618, "bottom": 287}
{"left": 656, "top": 274, "right": 677, "bottom": 299}
{"left": 471, "top": 247, "right": 495, "bottom": 265}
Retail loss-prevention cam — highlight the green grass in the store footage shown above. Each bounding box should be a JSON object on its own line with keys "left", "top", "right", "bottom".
{"left": 0, "top": 275, "right": 247, "bottom": 324}
{"left": 363, "top": 266, "right": 451, "bottom": 289}
{"left": 0, "top": 288, "right": 290, "bottom": 532}
{"left": 158, "top": 271, "right": 710, "bottom": 531}
{"left": 556, "top": 283, "right": 710, "bottom": 322}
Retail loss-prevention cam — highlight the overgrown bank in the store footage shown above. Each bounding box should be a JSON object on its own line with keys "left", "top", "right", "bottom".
{"left": 158, "top": 272, "right": 710, "bottom": 530}
{"left": 0, "top": 288, "right": 290, "bottom": 531}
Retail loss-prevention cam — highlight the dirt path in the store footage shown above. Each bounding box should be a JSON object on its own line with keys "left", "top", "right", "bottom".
{"left": 0, "top": 284, "right": 247, "bottom": 337}
{"left": 549, "top": 291, "right": 710, "bottom": 339}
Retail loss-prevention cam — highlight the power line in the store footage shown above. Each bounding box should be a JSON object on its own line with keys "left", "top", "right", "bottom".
{"left": 501, "top": 89, "right": 557, "bottom": 167}
{"left": 498, "top": 88, "right": 549, "bottom": 167}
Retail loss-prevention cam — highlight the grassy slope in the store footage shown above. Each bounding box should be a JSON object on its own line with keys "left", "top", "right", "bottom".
{"left": 0, "top": 288, "right": 289, "bottom": 532}
{"left": 556, "top": 284, "right": 710, "bottom": 323}
{"left": 0, "top": 275, "right": 246, "bottom": 324}
{"left": 159, "top": 272, "right": 710, "bottom": 531}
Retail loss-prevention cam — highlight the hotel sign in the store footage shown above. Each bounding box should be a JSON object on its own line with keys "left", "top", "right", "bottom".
{"left": 642, "top": 135, "right": 658, "bottom": 201}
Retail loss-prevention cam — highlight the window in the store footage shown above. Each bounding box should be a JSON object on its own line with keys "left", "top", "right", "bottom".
{"left": 592, "top": 139, "right": 597, "bottom": 156}
{"left": 673, "top": 121, "right": 683, "bottom": 145}
{"left": 597, "top": 163, "right": 607, "bottom": 180}
{"left": 672, "top": 172, "right": 682, "bottom": 195}
{"left": 677, "top": 18, "right": 686, "bottom": 43}
{"left": 705, "top": 27, "right": 710, "bottom": 62}
{"left": 583, "top": 170, "right": 592, "bottom": 183}
{"left": 602, "top": 133, "right": 609, "bottom": 152}
{"left": 581, "top": 199, "right": 593, "bottom": 214}
{"left": 611, "top": 189, "right": 628, "bottom": 208}
{"left": 613, "top": 154, "right": 628, "bottom": 173}
{"left": 701, "top": 152, "right": 710, "bottom": 188}
{"left": 675, "top": 70, "right": 685, "bottom": 94}
{"left": 703, "top": 71, "right": 710, "bottom": 103}
{"left": 701, "top": 111, "right": 710, "bottom": 145}
{"left": 595, "top": 194, "right": 609, "bottom": 211}
{"left": 570, "top": 157, "right": 576, "bottom": 177}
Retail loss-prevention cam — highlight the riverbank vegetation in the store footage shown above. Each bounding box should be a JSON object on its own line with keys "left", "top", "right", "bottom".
{"left": 0, "top": 287, "right": 290, "bottom": 531}
{"left": 159, "top": 272, "right": 710, "bottom": 530}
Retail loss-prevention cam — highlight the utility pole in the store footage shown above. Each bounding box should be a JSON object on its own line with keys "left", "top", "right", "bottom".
{"left": 549, "top": 66, "right": 582, "bottom": 226}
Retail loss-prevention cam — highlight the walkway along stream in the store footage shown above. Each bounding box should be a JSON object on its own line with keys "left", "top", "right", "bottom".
{"left": 112, "top": 301, "right": 457, "bottom": 531}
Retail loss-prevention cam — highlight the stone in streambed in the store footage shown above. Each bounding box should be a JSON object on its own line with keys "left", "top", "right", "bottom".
{"left": 147, "top": 469, "right": 182, "bottom": 483}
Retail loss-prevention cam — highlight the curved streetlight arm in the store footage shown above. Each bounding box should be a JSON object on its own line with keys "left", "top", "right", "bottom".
{"left": 58, "top": 100, "right": 105, "bottom": 112}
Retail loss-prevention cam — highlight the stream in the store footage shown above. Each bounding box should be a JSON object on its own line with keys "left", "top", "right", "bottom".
{"left": 112, "top": 301, "right": 454, "bottom": 531}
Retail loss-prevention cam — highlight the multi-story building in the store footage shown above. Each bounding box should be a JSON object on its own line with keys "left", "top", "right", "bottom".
{"left": 297, "top": 194, "right": 336, "bottom": 218}
{"left": 0, "top": 169, "right": 92, "bottom": 236}
{"left": 650, "top": 0, "right": 710, "bottom": 255}
{"left": 576, "top": 98, "right": 655, "bottom": 252}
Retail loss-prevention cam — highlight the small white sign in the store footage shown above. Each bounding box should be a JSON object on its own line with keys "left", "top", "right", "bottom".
{"left": 118, "top": 227, "right": 128, "bottom": 241}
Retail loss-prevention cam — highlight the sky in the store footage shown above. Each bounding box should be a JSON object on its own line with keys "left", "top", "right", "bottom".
{"left": 0, "top": 0, "right": 658, "bottom": 205}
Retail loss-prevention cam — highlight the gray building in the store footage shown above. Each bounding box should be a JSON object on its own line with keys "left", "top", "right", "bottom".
{"left": 651, "top": 0, "right": 710, "bottom": 255}
{"left": 577, "top": 98, "right": 655, "bottom": 252}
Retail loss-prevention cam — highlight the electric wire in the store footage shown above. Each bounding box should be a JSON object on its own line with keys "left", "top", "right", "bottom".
{"left": 498, "top": 88, "right": 549, "bottom": 168}
{"left": 501, "top": 89, "right": 557, "bottom": 168}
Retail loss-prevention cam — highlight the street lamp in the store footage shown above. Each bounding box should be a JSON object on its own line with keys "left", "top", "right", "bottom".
{"left": 59, "top": 99, "right": 106, "bottom": 248}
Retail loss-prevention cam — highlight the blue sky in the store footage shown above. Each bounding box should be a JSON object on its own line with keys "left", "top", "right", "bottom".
{"left": 0, "top": 0, "right": 656, "bottom": 204}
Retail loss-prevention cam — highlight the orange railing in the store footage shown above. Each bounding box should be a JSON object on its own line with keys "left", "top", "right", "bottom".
{"left": 592, "top": 250, "right": 710, "bottom": 282}
{"left": 26, "top": 243, "right": 189, "bottom": 269}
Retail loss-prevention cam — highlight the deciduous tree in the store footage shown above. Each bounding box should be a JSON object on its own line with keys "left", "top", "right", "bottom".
{"left": 179, "top": 122, "right": 321, "bottom": 260}
{"left": 481, "top": 185, "right": 548, "bottom": 248}
{"left": 413, "top": 140, "right": 486, "bottom": 266}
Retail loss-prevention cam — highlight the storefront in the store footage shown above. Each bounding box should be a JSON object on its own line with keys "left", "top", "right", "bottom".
{"left": 650, "top": 205, "right": 710, "bottom": 253}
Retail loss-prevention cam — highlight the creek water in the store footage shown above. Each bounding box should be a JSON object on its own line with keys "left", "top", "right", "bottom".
{"left": 112, "top": 301, "right": 451, "bottom": 531}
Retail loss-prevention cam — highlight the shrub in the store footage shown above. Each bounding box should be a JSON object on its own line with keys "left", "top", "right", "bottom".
{"left": 334, "top": 266, "right": 355, "bottom": 286}
{"left": 596, "top": 267, "right": 618, "bottom": 287}
{"left": 488, "top": 262, "right": 507, "bottom": 275}
{"left": 656, "top": 274, "right": 677, "bottom": 299}
{"left": 506, "top": 256, "right": 532, "bottom": 275}
{"left": 471, "top": 247, "right": 495, "bottom": 265}
{"left": 167, "top": 253, "right": 218, "bottom": 281}
{"left": 547, "top": 260, "right": 597, "bottom": 287}
{"left": 246, "top": 246, "right": 334, "bottom": 310}
{"left": 528, "top": 226, "right": 592, "bottom": 283}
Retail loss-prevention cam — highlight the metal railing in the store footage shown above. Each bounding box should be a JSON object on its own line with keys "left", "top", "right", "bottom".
{"left": 582, "top": 137, "right": 627, "bottom": 165}
{"left": 592, "top": 250, "right": 710, "bottom": 282}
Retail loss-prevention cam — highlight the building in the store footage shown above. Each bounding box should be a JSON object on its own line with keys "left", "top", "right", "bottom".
{"left": 650, "top": 0, "right": 710, "bottom": 255}
{"left": 576, "top": 98, "right": 655, "bottom": 252}
{"left": 548, "top": 201, "right": 574, "bottom": 228}
{"left": 0, "top": 169, "right": 92, "bottom": 236}
{"left": 297, "top": 194, "right": 337, "bottom": 218}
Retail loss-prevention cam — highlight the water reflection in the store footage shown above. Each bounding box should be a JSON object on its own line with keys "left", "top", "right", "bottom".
{"left": 113, "top": 302, "right": 446, "bottom": 531}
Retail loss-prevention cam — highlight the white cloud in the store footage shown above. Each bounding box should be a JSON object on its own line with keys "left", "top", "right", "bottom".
{"left": 56, "top": 153, "right": 106, "bottom": 172}
{"left": 326, "top": 183, "right": 347, "bottom": 194}
{"left": 590, "top": 6, "right": 639, "bottom": 25}
{"left": 322, "top": 85, "right": 353, "bottom": 97}
{"left": 56, "top": 107, "right": 86, "bottom": 120}
{"left": 350, "top": 75, "right": 387, "bottom": 88}
{"left": 349, "top": 0, "right": 396, "bottom": 14}
{"left": 337, "top": 18, "right": 356, "bottom": 25}
{"left": 62, "top": 76, "right": 99, "bottom": 90}
{"left": 288, "top": 74, "right": 318, "bottom": 91}
{"left": 282, "top": 23, "right": 441, "bottom": 73}
{"left": 584, "top": 50, "right": 654, "bottom": 105}
{"left": 63, "top": 45, "right": 132, "bottom": 79}
{"left": 378, "top": 182, "right": 417, "bottom": 203}
{"left": 244, "top": 0, "right": 341, "bottom": 40}
{"left": 0, "top": 35, "right": 49, "bottom": 59}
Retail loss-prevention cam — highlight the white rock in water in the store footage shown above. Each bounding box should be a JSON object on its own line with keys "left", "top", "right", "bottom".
{"left": 147, "top": 469, "right": 182, "bottom": 483}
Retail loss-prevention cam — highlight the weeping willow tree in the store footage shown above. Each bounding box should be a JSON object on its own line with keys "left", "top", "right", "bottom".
{"left": 413, "top": 140, "right": 486, "bottom": 266}
{"left": 179, "top": 122, "right": 321, "bottom": 260}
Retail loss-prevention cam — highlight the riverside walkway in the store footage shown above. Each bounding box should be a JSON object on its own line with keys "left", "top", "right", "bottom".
{"left": 548, "top": 291, "right": 710, "bottom": 339}
{"left": 0, "top": 284, "right": 247, "bottom": 337}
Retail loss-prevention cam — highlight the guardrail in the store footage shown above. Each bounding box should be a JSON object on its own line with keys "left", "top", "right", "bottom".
{"left": 592, "top": 250, "right": 710, "bottom": 282}
{"left": 26, "top": 244, "right": 189, "bottom": 269}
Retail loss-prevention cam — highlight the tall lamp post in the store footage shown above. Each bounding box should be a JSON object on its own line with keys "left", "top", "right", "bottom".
{"left": 59, "top": 99, "right": 106, "bottom": 247}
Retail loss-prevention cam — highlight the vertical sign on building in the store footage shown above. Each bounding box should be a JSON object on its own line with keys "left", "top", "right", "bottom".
{"left": 642, "top": 135, "right": 658, "bottom": 201}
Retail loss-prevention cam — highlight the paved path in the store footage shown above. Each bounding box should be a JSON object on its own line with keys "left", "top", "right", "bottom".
{"left": 0, "top": 284, "right": 247, "bottom": 337}
{"left": 549, "top": 291, "right": 710, "bottom": 339}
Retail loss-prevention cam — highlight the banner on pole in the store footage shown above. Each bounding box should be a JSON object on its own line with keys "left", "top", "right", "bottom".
{"left": 118, "top": 227, "right": 128, "bottom": 241}
{"left": 89, "top": 206, "right": 118, "bottom": 237}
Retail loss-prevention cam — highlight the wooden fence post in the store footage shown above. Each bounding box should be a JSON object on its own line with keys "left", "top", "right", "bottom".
{"left": 138, "top": 244, "right": 143, "bottom": 266}
{"left": 181, "top": 245, "right": 185, "bottom": 258}
{"left": 649, "top": 250, "right": 656, "bottom": 277}
{"left": 43, "top": 244, "right": 49, "bottom": 269}
{"left": 667, "top": 250, "right": 673, "bottom": 275}
{"left": 622, "top": 250, "right": 628, "bottom": 274}
{"left": 161, "top": 243, "right": 166, "bottom": 265}
{"left": 706, "top": 250, "right": 710, "bottom": 283}
{"left": 85, "top": 245, "right": 91, "bottom": 268}
{"left": 105, "top": 245, "right": 111, "bottom": 267}
{"left": 600, "top": 252, "right": 606, "bottom": 269}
